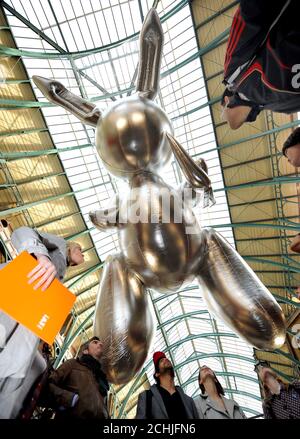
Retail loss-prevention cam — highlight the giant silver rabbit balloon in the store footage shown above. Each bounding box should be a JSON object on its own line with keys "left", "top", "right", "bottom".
{"left": 33, "top": 9, "right": 286, "bottom": 383}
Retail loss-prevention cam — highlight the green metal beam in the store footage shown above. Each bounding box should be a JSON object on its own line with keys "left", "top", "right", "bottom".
{"left": 195, "top": 1, "right": 239, "bottom": 29}
{"left": 157, "top": 310, "right": 210, "bottom": 329}
{"left": 0, "top": 98, "right": 53, "bottom": 109}
{"left": 0, "top": 0, "right": 190, "bottom": 60}
{"left": 78, "top": 70, "right": 117, "bottom": 102}
{"left": 274, "top": 349, "right": 300, "bottom": 366}
{"left": 191, "top": 119, "right": 300, "bottom": 158}
{"left": 54, "top": 310, "right": 94, "bottom": 367}
{"left": 66, "top": 263, "right": 103, "bottom": 289}
{"left": 162, "top": 332, "right": 239, "bottom": 354}
{"left": 35, "top": 211, "right": 81, "bottom": 229}
{"left": 171, "top": 96, "right": 222, "bottom": 121}
{"left": 212, "top": 222, "right": 300, "bottom": 231}
{"left": 182, "top": 370, "right": 258, "bottom": 389}
{"left": 0, "top": 178, "right": 110, "bottom": 217}
{"left": 244, "top": 257, "right": 300, "bottom": 274}
{"left": 191, "top": 385, "right": 262, "bottom": 402}
{"left": 65, "top": 229, "right": 95, "bottom": 242}
{"left": 161, "top": 29, "right": 229, "bottom": 80}
{"left": 0, "top": 35, "right": 227, "bottom": 108}
{"left": 0, "top": 128, "right": 48, "bottom": 138}
{"left": 1, "top": 0, "right": 66, "bottom": 53}
{"left": 0, "top": 171, "right": 66, "bottom": 188}
{"left": 0, "top": 191, "right": 74, "bottom": 216}
{"left": 222, "top": 152, "right": 282, "bottom": 170}
{"left": 1, "top": 79, "right": 31, "bottom": 84}
{"left": 0, "top": 143, "right": 93, "bottom": 161}
{"left": 216, "top": 120, "right": 300, "bottom": 152}
{"left": 76, "top": 281, "right": 99, "bottom": 298}
{"left": 215, "top": 176, "right": 300, "bottom": 193}
{"left": 230, "top": 194, "right": 298, "bottom": 209}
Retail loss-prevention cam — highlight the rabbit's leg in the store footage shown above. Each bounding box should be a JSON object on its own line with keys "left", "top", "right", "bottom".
{"left": 93, "top": 254, "right": 154, "bottom": 384}
{"left": 32, "top": 76, "right": 101, "bottom": 127}
{"left": 195, "top": 228, "right": 286, "bottom": 350}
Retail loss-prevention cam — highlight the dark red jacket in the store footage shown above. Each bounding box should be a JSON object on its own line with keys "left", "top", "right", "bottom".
{"left": 223, "top": 0, "right": 300, "bottom": 115}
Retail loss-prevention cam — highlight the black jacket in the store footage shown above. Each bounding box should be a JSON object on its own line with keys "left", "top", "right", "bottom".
{"left": 223, "top": 0, "right": 300, "bottom": 115}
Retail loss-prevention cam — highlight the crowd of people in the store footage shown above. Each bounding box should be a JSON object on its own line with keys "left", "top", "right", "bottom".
{"left": 1, "top": 224, "right": 299, "bottom": 420}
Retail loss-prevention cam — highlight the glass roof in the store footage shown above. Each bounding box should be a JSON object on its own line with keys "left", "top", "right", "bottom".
{"left": 4, "top": 0, "right": 262, "bottom": 416}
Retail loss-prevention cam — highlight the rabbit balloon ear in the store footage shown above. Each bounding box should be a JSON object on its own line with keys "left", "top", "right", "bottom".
{"left": 32, "top": 76, "right": 101, "bottom": 128}
{"left": 136, "top": 8, "right": 163, "bottom": 100}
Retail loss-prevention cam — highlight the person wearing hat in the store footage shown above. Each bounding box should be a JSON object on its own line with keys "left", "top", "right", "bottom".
{"left": 0, "top": 226, "right": 84, "bottom": 419}
{"left": 135, "top": 351, "right": 199, "bottom": 419}
{"left": 255, "top": 361, "right": 300, "bottom": 419}
{"left": 48, "top": 336, "right": 109, "bottom": 419}
{"left": 221, "top": 0, "right": 300, "bottom": 130}
{"left": 194, "top": 365, "right": 246, "bottom": 419}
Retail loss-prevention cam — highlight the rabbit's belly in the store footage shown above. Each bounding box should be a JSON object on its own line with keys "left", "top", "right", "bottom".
{"left": 119, "top": 218, "right": 202, "bottom": 292}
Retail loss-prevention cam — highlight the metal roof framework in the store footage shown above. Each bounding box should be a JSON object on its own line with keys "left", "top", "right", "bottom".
{"left": 0, "top": 0, "right": 299, "bottom": 418}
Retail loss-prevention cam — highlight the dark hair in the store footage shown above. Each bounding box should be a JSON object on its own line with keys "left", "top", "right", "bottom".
{"left": 198, "top": 369, "right": 225, "bottom": 396}
{"left": 254, "top": 360, "right": 270, "bottom": 372}
{"left": 221, "top": 88, "right": 234, "bottom": 106}
{"left": 282, "top": 127, "right": 300, "bottom": 156}
{"left": 78, "top": 336, "right": 100, "bottom": 357}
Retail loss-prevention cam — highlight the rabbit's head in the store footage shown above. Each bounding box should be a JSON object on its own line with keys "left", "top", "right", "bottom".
{"left": 95, "top": 9, "right": 173, "bottom": 179}
{"left": 33, "top": 9, "right": 173, "bottom": 180}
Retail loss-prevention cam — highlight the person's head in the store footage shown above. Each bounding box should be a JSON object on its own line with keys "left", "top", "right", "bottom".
{"left": 153, "top": 351, "right": 175, "bottom": 385}
{"left": 67, "top": 241, "right": 84, "bottom": 266}
{"left": 254, "top": 361, "right": 281, "bottom": 398}
{"left": 79, "top": 336, "right": 103, "bottom": 361}
{"left": 282, "top": 127, "right": 300, "bottom": 167}
{"left": 221, "top": 89, "right": 262, "bottom": 130}
{"left": 198, "top": 365, "right": 225, "bottom": 395}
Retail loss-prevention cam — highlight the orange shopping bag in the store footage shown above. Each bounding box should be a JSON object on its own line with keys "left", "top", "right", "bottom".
{"left": 0, "top": 251, "right": 76, "bottom": 344}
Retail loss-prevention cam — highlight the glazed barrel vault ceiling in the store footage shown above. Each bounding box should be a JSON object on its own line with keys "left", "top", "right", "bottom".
{"left": 0, "top": 0, "right": 299, "bottom": 418}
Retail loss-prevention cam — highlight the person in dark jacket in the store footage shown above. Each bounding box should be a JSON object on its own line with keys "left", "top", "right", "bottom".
{"left": 48, "top": 336, "right": 109, "bottom": 419}
{"left": 135, "top": 351, "right": 199, "bottom": 419}
{"left": 221, "top": 0, "right": 300, "bottom": 130}
{"left": 255, "top": 361, "right": 300, "bottom": 419}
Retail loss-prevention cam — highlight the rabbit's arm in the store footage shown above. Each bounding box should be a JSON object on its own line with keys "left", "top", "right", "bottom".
{"left": 166, "top": 132, "right": 216, "bottom": 207}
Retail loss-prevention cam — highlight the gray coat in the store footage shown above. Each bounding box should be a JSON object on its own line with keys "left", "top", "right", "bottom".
{"left": 0, "top": 227, "right": 68, "bottom": 418}
{"left": 135, "top": 384, "right": 199, "bottom": 419}
{"left": 194, "top": 393, "right": 247, "bottom": 419}
{"left": 11, "top": 226, "right": 68, "bottom": 281}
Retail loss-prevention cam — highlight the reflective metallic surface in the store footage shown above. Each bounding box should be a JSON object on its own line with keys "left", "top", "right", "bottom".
{"left": 34, "top": 7, "right": 287, "bottom": 383}
{"left": 166, "top": 133, "right": 216, "bottom": 207}
{"left": 119, "top": 172, "right": 203, "bottom": 292}
{"left": 93, "top": 254, "right": 154, "bottom": 384}
{"left": 198, "top": 229, "right": 286, "bottom": 350}
{"left": 95, "top": 96, "right": 173, "bottom": 179}
{"left": 136, "top": 7, "right": 163, "bottom": 100}
{"left": 32, "top": 75, "right": 101, "bottom": 127}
